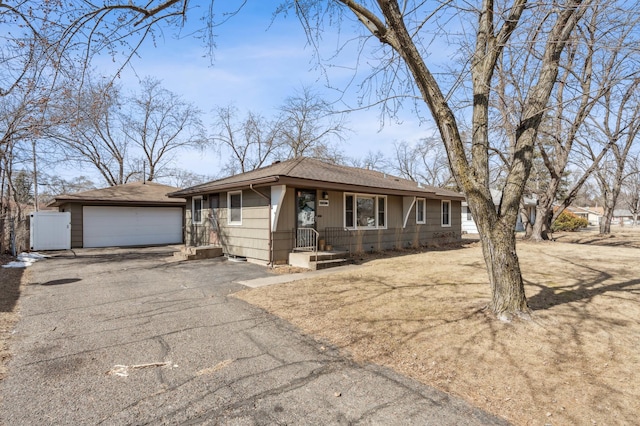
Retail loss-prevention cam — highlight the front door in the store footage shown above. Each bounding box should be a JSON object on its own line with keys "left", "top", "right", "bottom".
{"left": 296, "top": 189, "right": 317, "bottom": 250}
{"left": 296, "top": 189, "right": 316, "bottom": 229}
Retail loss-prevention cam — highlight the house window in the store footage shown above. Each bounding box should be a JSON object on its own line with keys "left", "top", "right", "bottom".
{"left": 357, "top": 196, "right": 375, "bottom": 227}
{"left": 192, "top": 196, "right": 204, "bottom": 224}
{"left": 344, "top": 193, "right": 387, "bottom": 229}
{"left": 378, "top": 197, "right": 386, "bottom": 227}
{"left": 345, "top": 194, "right": 354, "bottom": 228}
{"left": 442, "top": 200, "right": 451, "bottom": 227}
{"left": 228, "top": 191, "right": 242, "bottom": 225}
{"left": 416, "top": 198, "right": 426, "bottom": 224}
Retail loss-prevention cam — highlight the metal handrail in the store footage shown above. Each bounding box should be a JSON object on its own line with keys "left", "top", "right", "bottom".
{"left": 295, "top": 228, "right": 319, "bottom": 258}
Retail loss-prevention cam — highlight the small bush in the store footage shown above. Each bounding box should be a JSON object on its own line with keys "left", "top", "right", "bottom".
{"left": 552, "top": 211, "right": 589, "bottom": 232}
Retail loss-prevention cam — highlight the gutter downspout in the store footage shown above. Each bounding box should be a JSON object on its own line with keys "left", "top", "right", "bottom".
{"left": 249, "top": 184, "right": 273, "bottom": 267}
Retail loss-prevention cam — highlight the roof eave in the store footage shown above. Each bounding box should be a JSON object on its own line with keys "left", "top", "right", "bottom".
{"left": 48, "top": 198, "right": 185, "bottom": 207}
{"left": 168, "top": 176, "right": 281, "bottom": 197}
{"left": 168, "top": 174, "right": 464, "bottom": 200}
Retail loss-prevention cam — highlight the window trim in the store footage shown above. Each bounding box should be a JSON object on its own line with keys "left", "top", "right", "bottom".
{"left": 441, "top": 200, "right": 451, "bottom": 227}
{"left": 465, "top": 205, "right": 472, "bottom": 221}
{"left": 416, "top": 198, "right": 427, "bottom": 224}
{"left": 344, "top": 193, "right": 355, "bottom": 228}
{"left": 227, "top": 190, "right": 242, "bottom": 225}
{"left": 344, "top": 192, "right": 387, "bottom": 230}
{"left": 192, "top": 196, "right": 204, "bottom": 225}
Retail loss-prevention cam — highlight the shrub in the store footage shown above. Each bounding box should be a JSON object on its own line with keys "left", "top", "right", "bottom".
{"left": 552, "top": 210, "right": 589, "bottom": 232}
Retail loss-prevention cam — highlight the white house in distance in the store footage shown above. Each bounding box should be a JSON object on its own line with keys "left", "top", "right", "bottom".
{"left": 565, "top": 205, "right": 603, "bottom": 226}
{"left": 462, "top": 189, "right": 537, "bottom": 234}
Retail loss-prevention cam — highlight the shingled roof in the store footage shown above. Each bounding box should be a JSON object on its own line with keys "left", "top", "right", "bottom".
{"left": 48, "top": 181, "right": 186, "bottom": 207}
{"left": 169, "top": 157, "right": 463, "bottom": 200}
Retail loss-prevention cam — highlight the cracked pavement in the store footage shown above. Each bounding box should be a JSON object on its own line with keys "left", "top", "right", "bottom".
{"left": 1, "top": 247, "right": 508, "bottom": 425}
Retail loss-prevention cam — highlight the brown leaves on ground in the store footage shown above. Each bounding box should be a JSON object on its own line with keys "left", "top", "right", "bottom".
{"left": 235, "top": 229, "right": 640, "bottom": 425}
{"left": 0, "top": 255, "right": 25, "bottom": 381}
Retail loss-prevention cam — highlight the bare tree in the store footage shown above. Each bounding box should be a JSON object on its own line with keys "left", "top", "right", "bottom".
{"left": 391, "top": 137, "right": 453, "bottom": 187}
{"left": 53, "top": 76, "right": 204, "bottom": 185}
{"left": 588, "top": 79, "right": 640, "bottom": 233}
{"left": 513, "top": 5, "right": 640, "bottom": 240}
{"left": 211, "top": 88, "right": 348, "bottom": 174}
{"left": 211, "top": 105, "right": 283, "bottom": 175}
{"left": 27, "top": 1, "right": 634, "bottom": 319}
{"left": 122, "top": 77, "right": 206, "bottom": 181}
{"left": 349, "top": 150, "right": 389, "bottom": 171}
{"left": 38, "top": 175, "right": 96, "bottom": 201}
{"left": 0, "top": 35, "right": 67, "bottom": 252}
{"left": 621, "top": 154, "right": 640, "bottom": 225}
{"left": 278, "top": 86, "right": 348, "bottom": 162}
{"left": 295, "top": 0, "right": 592, "bottom": 319}
{"left": 160, "top": 168, "right": 211, "bottom": 189}
{"left": 53, "top": 79, "right": 132, "bottom": 186}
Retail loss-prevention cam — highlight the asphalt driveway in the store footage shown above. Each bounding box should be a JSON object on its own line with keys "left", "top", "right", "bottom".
{"left": 1, "top": 247, "right": 507, "bottom": 425}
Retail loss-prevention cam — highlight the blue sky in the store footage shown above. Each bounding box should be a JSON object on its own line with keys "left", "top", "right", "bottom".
{"left": 67, "top": 1, "right": 438, "bottom": 182}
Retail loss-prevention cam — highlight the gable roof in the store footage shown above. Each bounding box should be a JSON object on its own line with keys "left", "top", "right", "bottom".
{"left": 48, "top": 181, "right": 186, "bottom": 207}
{"left": 613, "top": 209, "right": 633, "bottom": 217}
{"left": 169, "top": 157, "right": 464, "bottom": 200}
{"left": 566, "top": 205, "right": 603, "bottom": 216}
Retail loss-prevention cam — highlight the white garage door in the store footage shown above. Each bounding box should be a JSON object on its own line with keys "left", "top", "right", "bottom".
{"left": 83, "top": 206, "right": 183, "bottom": 248}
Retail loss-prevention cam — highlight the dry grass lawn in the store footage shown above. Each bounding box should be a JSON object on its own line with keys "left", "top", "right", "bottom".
{"left": 236, "top": 228, "right": 640, "bottom": 425}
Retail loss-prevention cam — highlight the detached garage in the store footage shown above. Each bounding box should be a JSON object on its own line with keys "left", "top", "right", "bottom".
{"left": 48, "top": 181, "right": 186, "bottom": 248}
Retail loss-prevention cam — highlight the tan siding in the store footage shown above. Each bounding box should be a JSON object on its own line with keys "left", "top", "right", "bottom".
{"left": 61, "top": 203, "right": 83, "bottom": 248}
{"left": 276, "top": 189, "right": 296, "bottom": 232}
{"left": 272, "top": 230, "right": 294, "bottom": 264}
{"left": 185, "top": 196, "right": 212, "bottom": 246}
{"left": 386, "top": 195, "right": 403, "bottom": 228}
{"left": 182, "top": 185, "right": 461, "bottom": 262}
{"left": 315, "top": 190, "right": 344, "bottom": 229}
{"left": 217, "top": 190, "right": 271, "bottom": 262}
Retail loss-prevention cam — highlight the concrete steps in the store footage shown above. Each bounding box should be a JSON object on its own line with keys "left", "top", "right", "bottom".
{"left": 288, "top": 251, "right": 350, "bottom": 270}
{"left": 173, "top": 245, "right": 223, "bottom": 261}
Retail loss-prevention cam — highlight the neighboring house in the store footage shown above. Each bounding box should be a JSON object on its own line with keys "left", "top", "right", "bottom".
{"left": 168, "top": 157, "right": 464, "bottom": 265}
{"left": 612, "top": 209, "right": 635, "bottom": 225}
{"left": 48, "top": 181, "right": 186, "bottom": 248}
{"left": 461, "top": 189, "right": 537, "bottom": 234}
{"left": 565, "top": 206, "right": 603, "bottom": 226}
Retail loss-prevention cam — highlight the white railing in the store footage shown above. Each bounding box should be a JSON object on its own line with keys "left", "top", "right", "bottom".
{"left": 295, "top": 228, "right": 319, "bottom": 255}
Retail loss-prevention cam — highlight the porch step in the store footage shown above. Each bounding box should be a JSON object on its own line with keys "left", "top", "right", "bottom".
{"left": 174, "top": 245, "right": 223, "bottom": 261}
{"left": 310, "top": 258, "right": 350, "bottom": 270}
{"left": 289, "top": 251, "right": 350, "bottom": 270}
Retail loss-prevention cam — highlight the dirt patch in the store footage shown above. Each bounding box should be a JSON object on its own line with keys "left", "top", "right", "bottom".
{"left": 0, "top": 255, "right": 25, "bottom": 381}
{"left": 236, "top": 229, "right": 640, "bottom": 425}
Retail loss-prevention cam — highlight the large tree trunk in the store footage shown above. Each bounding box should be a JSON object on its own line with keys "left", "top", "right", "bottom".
{"left": 469, "top": 192, "right": 529, "bottom": 320}
{"left": 529, "top": 195, "right": 557, "bottom": 241}
{"left": 527, "top": 176, "right": 563, "bottom": 241}
{"left": 600, "top": 205, "right": 614, "bottom": 234}
{"left": 344, "top": 0, "right": 586, "bottom": 320}
{"left": 529, "top": 205, "right": 553, "bottom": 241}
{"left": 482, "top": 227, "right": 529, "bottom": 318}
{"left": 521, "top": 206, "right": 534, "bottom": 238}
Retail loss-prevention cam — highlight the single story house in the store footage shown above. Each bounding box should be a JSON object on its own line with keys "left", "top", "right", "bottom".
{"left": 168, "top": 157, "right": 464, "bottom": 265}
{"left": 48, "top": 181, "right": 186, "bottom": 248}
{"left": 461, "top": 189, "right": 537, "bottom": 234}
{"left": 565, "top": 206, "right": 603, "bottom": 226}
{"left": 612, "top": 209, "right": 636, "bottom": 225}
